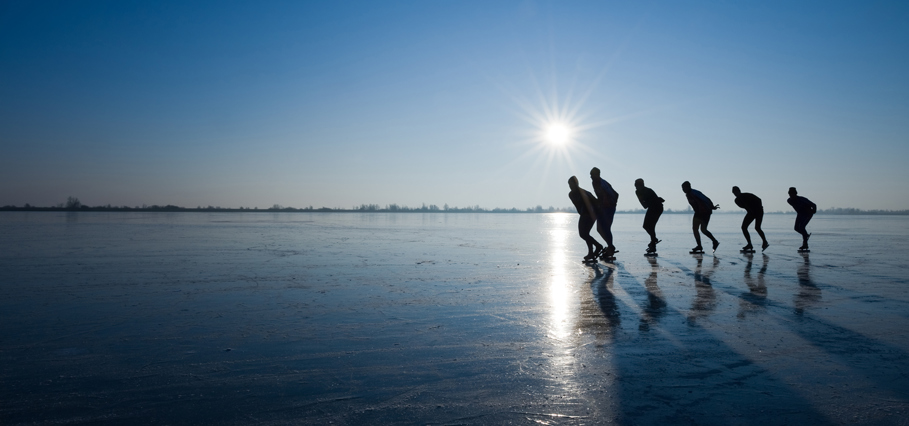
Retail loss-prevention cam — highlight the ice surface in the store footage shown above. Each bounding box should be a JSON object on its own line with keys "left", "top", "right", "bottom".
{"left": 1, "top": 212, "right": 908, "bottom": 424}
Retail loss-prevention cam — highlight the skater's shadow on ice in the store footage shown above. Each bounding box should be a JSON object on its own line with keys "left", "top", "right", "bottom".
{"left": 783, "top": 251, "right": 909, "bottom": 400}
{"left": 603, "top": 260, "right": 830, "bottom": 424}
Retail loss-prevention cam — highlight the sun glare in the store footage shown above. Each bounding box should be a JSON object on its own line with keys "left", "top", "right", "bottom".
{"left": 545, "top": 123, "right": 571, "bottom": 145}
{"left": 499, "top": 73, "right": 610, "bottom": 181}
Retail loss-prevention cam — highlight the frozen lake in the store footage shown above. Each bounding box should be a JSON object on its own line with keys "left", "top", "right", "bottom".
{"left": 2, "top": 212, "right": 908, "bottom": 425}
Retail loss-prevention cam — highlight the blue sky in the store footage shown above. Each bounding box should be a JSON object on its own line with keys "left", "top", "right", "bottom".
{"left": 2, "top": 1, "right": 907, "bottom": 211}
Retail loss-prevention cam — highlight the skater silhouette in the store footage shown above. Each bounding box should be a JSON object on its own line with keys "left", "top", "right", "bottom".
{"left": 635, "top": 178, "right": 664, "bottom": 255}
{"left": 787, "top": 187, "right": 817, "bottom": 251}
{"left": 732, "top": 186, "right": 769, "bottom": 252}
{"left": 591, "top": 167, "right": 619, "bottom": 258}
{"left": 682, "top": 181, "right": 720, "bottom": 253}
{"left": 568, "top": 176, "right": 604, "bottom": 262}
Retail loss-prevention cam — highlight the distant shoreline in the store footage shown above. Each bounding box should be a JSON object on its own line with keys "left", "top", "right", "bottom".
{"left": 2, "top": 205, "right": 908, "bottom": 215}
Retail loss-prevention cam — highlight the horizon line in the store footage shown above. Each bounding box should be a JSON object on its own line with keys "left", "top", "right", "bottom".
{"left": 3, "top": 203, "right": 908, "bottom": 216}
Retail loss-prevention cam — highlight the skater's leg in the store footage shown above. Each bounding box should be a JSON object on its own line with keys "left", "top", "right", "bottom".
{"left": 595, "top": 218, "right": 612, "bottom": 256}
{"left": 583, "top": 234, "right": 594, "bottom": 256}
{"left": 795, "top": 213, "right": 813, "bottom": 248}
{"left": 578, "top": 220, "right": 593, "bottom": 259}
{"left": 652, "top": 205, "right": 663, "bottom": 244}
{"left": 794, "top": 214, "right": 810, "bottom": 238}
{"left": 601, "top": 207, "right": 616, "bottom": 249}
{"left": 579, "top": 217, "right": 601, "bottom": 258}
{"left": 754, "top": 210, "right": 768, "bottom": 248}
{"left": 804, "top": 214, "right": 813, "bottom": 244}
{"left": 595, "top": 216, "right": 606, "bottom": 242}
{"left": 588, "top": 236, "right": 603, "bottom": 255}
{"left": 700, "top": 213, "right": 719, "bottom": 250}
{"left": 691, "top": 216, "right": 703, "bottom": 248}
{"left": 644, "top": 205, "right": 662, "bottom": 244}
{"left": 702, "top": 225, "right": 718, "bottom": 246}
{"left": 643, "top": 212, "right": 655, "bottom": 241}
{"left": 741, "top": 212, "right": 755, "bottom": 247}
{"left": 642, "top": 219, "right": 655, "bottom": 241}
{"left": 592, "top": 237, "right": 603, "bottom": 254}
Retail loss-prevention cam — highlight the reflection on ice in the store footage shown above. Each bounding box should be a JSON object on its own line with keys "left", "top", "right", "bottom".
{"left": 576, "top": 264, "right": 620, "bottom": 348}
{"left": 639, "top": 255, "right": 666, "bottom": 331}
{"left": 795, "top": 252, "right": 821, "bottom": 316}
{"left": 688, "top": 255, "right": 718, "bottom": 324}
{"left": 738, "top": 253, "right": 768, "bottom": 319}
{"left": 589, "top": 265, "right": 620, "bottom": 330}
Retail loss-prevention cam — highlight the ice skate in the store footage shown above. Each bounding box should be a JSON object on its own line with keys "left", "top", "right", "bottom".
{"left": 600, "top": 246, "right": 617, "bottom": 261}
{"left": 740, "top": 244, "right": 755, "bottom": 254}
{"left": 712, "top": 240, "right": 720, "bottom": 253}
{"left": 761, "top": 241, "right": 769, "bottom": 252}
{"left": 798, "top": 244, "right": 810, "bottom": 253}
{"left": 584, "top": 247, "right": 603, "bottom": 263}
{"left": 690, "top": 245, "right": 704, "bottom": 254}
{"left": 645, "top": 243, "right": 658, "bottom": 257}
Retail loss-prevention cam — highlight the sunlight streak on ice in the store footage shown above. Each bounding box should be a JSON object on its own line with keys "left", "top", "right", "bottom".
{"left": 545, "top": 213, "right": 577, "bottom": 378}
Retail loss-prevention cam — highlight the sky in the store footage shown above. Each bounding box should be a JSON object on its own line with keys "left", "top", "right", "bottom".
{"left": 1, "top": 1, "right": 908, "bottom": 212}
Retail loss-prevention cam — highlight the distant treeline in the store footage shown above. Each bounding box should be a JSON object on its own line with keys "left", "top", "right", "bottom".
{"left": 2, "top": 197, "right": 908, "bottom": 215}
{"left": 815, "top": 207, "right": 909, "bottom": 215}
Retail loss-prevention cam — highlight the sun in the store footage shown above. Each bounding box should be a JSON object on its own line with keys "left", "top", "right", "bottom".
{"left": 544, "top": 123, "right": 571, "bottom": 145}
